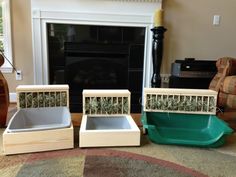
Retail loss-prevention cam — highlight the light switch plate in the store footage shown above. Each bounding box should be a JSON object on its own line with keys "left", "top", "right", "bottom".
{"left": 15, "top": 70, "right": 22, "bottom": 80}
{"left": 213, "top": 15, "right": 220, "bottom": 25}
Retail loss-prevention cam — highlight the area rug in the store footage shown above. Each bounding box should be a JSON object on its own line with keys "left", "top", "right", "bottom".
{"left": 0, "top": 148, "right": 207, "bottom": 177}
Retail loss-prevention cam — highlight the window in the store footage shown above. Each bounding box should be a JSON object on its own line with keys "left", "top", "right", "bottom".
{"left": 0, "top": 0, "right": 12, "bottom": 73}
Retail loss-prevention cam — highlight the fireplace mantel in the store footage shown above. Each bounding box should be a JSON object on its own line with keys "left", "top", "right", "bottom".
{"left": 104, "top": 0, "right": 161, "bottom": 2}
{"left": 31, "top": 0, "right": 162, "bottom": 88}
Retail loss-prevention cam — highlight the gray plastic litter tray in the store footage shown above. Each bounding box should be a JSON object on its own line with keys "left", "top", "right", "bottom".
{"left": 6, "top": 107, "right": 71, "bottom": 133}
{"left": 86, "top": 116, "right": 131, "bottom": 130}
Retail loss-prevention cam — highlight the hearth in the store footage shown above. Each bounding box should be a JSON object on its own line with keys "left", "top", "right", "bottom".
{"left": 47, "top": 24, "right": 145, "bottom": 112}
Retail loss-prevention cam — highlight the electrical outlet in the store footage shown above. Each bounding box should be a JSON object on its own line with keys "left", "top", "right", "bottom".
{"left": 15, "top": 70, "right": 23, "bottom": 80}
{"left": 162, "top": 77, "right": 169, "bottom": 83}
{"left": 161, "top": 74, "right": 170, "bottom": 83}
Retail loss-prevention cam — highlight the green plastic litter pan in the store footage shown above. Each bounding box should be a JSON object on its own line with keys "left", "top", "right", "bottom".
{"left": 141, "top": 112, "right": 233, "bottom": 147}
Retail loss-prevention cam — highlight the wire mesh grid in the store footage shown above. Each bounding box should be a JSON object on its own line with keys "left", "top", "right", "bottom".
{"left": 16, "top": 85, "right": 69, "bottom": 109}
{"left": 144, "top": 88, "right": 218, "bottom": 115}
{"left": 83, "top": 90, "right": 130, "bottom": 116}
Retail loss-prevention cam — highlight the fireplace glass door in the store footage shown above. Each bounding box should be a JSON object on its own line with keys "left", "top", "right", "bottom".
{"left": 47, "top": 24, "right": 145, "bottom": 113}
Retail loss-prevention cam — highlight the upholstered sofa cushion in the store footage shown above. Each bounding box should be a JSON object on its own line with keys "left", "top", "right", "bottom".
{"left": 209, "top": 73, "right": 225, "bottom": 91}
{"left": 210, "top": 57, "right": 236, "bottom": 131}
{"left": 222, "top": 76, "right": 236, "bottom": 94}
{"left": 209, "top": 57, "right": 236, "bottom": 91}
{"left": 218, "top": 91, "right": 236, "bottom": 109}
{"left": 216, "top": 57, "right": 236, "bottom": 75}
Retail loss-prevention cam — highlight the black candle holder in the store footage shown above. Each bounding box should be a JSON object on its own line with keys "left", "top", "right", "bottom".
{"left": 151, "top": 26, "right": 167, "bottom": 88}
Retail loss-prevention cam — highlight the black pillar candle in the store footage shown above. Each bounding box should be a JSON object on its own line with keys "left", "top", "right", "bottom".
{"left": 151, "top": 26, "right": 167, "bottom": 88}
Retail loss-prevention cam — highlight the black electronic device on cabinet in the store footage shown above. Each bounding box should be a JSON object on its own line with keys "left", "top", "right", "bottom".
{"left": 169, "top": 58, "right": 217, "bottom": 89}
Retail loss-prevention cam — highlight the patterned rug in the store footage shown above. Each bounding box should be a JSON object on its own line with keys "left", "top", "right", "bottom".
{"left": 0, "top": 148, "right": 207, "bottom": 177}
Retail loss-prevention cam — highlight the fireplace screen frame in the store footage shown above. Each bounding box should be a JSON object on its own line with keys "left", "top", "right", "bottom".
{"left": 32, "top": 10, "right": 154, "bottom": 112}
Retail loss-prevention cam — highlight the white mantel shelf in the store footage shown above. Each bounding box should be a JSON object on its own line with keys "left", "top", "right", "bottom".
{"left": 107, "top": 0, "right": 161, "bottom": 2}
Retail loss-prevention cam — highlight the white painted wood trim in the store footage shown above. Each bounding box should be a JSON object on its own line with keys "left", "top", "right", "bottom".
{"left": 38, "top": 11, "right": 152, "bottom": 24}
{"left": 31, "top": 9, "right": 44, "bottom": 84}
{"left": 16, "top": 84, "right": 69, "bottom": 91}
{"left": 111, "top": 0, "right": 161, "bottom": 2}
{"left": 31, "top": 9, "right": 154, "bottom": 87}
{"left": 9, "top": 92, "right": 17, "bottom": 103}
{"left": 83, "top": 89, "right": 131, "bottom": 95}
{"left": 0, "top": 67, "right": 13, "bottom": 73}
{"left": 144, "top": 88, "right": 218, "bottom": 95}
{"left": 0, "top": 0, "right": 13, "bottom": 73}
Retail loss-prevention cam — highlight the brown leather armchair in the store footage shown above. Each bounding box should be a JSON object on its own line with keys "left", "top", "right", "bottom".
{"left": 209, "top": 57, "right": 236, "bottom": 130}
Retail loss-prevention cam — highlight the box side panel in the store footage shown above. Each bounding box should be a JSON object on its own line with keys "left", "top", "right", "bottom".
{"left": 79, "top": 130, "right": 140, "bottom": 147}
{"left": 3, "top": 125, "right": 74, "bottom": 155}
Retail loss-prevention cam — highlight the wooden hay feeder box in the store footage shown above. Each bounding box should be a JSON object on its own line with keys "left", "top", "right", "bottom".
{"left": 141, "top": 88, "right": 233, "bottom": 147}
{"left": 3, "top": 85, "right": 74, "bottom": 155}
{"left": 79, "top": 90, "right": 140, "bottom": 147}
{"left": 144, "top": 88, "right": 218, "bottom": 114}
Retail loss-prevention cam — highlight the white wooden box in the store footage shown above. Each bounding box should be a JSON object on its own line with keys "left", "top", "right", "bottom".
{"left": 144, "top": 88, "right": 218, "bottom": 115}
{"left": 80, "top": 89, "right": 140, "bottom": 147}
{"left": 3, "top": 85, "right": 74, "bottom": 155}
{"left": 80, "top": 115, "right": 140, "bottom": 147}
{"left": 3, "top": 124, "right": 74, "bottom": 155}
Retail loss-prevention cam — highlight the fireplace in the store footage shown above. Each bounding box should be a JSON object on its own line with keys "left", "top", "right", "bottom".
{"left": 47, "top": 24, "right": 145, "bottom": 112}
{"left": 31, "top": 0, "right": 162, "bottom": 113}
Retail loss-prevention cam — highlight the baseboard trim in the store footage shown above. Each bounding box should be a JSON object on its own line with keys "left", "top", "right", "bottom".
{"left": 10, "top": 92, "right": 17, "bottom": 103}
